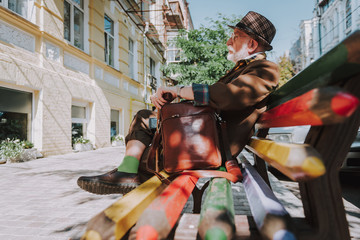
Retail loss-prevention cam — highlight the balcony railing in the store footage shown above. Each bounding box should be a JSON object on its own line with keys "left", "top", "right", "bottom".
{"left": 165, "top": 1, "right": 185, "bottom": 29}
{"left": 169, "top": 1, "right": 184, "bottom": 22}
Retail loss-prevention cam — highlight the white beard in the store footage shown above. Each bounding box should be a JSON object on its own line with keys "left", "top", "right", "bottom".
{"left": 227, "top": 44, "right": 249, "bottom": 63}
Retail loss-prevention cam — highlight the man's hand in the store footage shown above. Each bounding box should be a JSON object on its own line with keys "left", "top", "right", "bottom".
{"left": 150, "top": 86, "right": 177, "bottom": 109}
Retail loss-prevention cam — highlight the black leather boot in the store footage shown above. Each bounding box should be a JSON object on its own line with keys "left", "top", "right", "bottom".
{"left": 77, "top": 168, "right": 140, "bottom": 195}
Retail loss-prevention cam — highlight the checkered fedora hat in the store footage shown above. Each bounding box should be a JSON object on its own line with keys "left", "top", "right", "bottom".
{"left": 229, "top": 11, "right": 276, "bottom": 51}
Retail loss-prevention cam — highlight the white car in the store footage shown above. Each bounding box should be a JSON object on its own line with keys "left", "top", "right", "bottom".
{"left": 266, "top": 126, "right": 360, "bottom": 173}
{"left": 342, "top": 129, "right": 360, "bottom": 173}
{"left": 267, "top": 126, "right": 310, "bottom": 144}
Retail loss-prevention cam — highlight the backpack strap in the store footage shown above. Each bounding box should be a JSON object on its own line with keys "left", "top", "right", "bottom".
{"left": 218, "top": 118, "right": 243, "bottom": 181}
{"left": 179, "top": 166, "right": 241, "bottom": 183}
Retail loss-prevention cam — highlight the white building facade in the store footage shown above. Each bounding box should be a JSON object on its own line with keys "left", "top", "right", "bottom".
{"left": 290, "top": 20, "right": 314, "bottom": 73}
{"left": 290, "top": 0, "right": 360, "bottom": 71}
{"left": 0, "top": 0, "right": 172, "bottom": 157}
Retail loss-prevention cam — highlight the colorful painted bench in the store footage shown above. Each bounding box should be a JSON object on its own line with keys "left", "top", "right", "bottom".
{"left": 81, "top": 31, "right": 360, "bottom": 240}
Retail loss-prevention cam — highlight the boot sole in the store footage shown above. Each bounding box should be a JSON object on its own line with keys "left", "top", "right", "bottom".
{"left": 77, "top": 179, "right": 138, "bottom": 195}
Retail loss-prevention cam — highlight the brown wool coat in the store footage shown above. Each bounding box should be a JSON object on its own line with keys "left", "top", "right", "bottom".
{"left": 208, "top": 56, "right": 279, "bottom": 156}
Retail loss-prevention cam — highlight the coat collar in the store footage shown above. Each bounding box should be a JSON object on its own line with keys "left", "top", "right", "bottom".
{"left": 221, "top": 52, "right": 267, "bottom": 80}
{"left": 234, "top": 52, "right": 267, "bottom": 70}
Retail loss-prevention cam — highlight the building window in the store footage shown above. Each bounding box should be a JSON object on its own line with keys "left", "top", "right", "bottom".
{"left": 1, "top": 0, "right": 29, "bottom": 18}
{"left": 334, "top": 9, "right": 339, "bottom": 38}
{"left": 149, "top": 57, "right": 157, "bottom": 89}
{"left": 71, "top": 104, "right": 87, "bottom": 143}
{"left": 150, "top": 58, "right": 155, "bottom": 76}
{"left": 322, "top": 25, "right": 327, "bottom": 47}
{"left": 110, "top": 109, "right": 119, "bottom": 138}
{"left": 8, "top": 0, "right": 28, "bottom": 18}
{"left": 0, "top": 87, "right": 32, "bottom": 141}
{"left": 345, "top": 0, "right": 352, "bottom": 30}
{"left": 64, "top": 0, "right": 84, "bottom": 50}
{"left": 166, "top": 31, "right": 181, "bottom": 62}
{"left": 329, "top": 19, "right": 334, "bottom": 40}
{"left": 104, "top": 15, "right": 114, "bottom": 67}
{"left": 140, "top": 1, "right": 145, "bottom": 19}
{"left": 167, "top": 49, "right": 181, "bottom": 62}
{"left": 129, "top": 39, "right": 135, "bottom": 79}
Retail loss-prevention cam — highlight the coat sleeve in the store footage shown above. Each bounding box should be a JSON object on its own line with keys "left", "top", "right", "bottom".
{"left": 208, "top": 60, "right": 279, "bottom": 111}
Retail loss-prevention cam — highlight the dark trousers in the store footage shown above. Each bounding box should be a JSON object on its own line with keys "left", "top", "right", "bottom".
{"left": 125, "top": 109, "right": 157, "bottom": 181}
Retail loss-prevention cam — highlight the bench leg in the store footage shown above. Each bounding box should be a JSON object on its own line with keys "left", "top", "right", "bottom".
{"left": 191, "top": 180, "right": 210, "bottom": 214}
{"left": 254, "top": 128, "right": 272, "bottom": 188}
{"left": 299, "top": 75, "right": 360, "bottom": 240}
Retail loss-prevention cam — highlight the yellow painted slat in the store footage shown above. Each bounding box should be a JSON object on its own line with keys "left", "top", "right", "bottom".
{"left": 106, "top": 172, "right": 169, "bottom": 239}
{"left": 82, "top": 172, "right": 169, "bottom": 240}
{"left": 247, "top": 137, "right": 325, "bottom": 181}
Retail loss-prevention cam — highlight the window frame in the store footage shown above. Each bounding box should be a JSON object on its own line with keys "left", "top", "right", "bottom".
{"left": 110, "top": 109, "right": 124, "bottom": 139}
{"left": 71, "top": 102, "right": 89, "bottom": 141}
{"left": 166, "top": 31, "right": 181, "bottom": 63}
{"left": 0, "top": 86, "right": 33, "bottom": 142}
{"left": 128, "top": 38, "right": 135, "bottom": 79}
{"left": 345, "top": 0, "right": 352, "bottom": 30}
{"left": 1, "top": 0, "right": 31, "bottom": 19}
{"left": 149, "top": 57, "right": 157, "bottom": 90}
{"left": 150, "top": 57, "right": 155, "bottom": 76}
{"left": 322, "top": 24, "right": 327, "bottom": 47}
{"left": 166, "top": 49, "right": 181, "bottom": 62}
{"left": 64, "top": 0, "right": 85, "bottom": 50}
{"left": 104, "top": 14, "right": 115, "bottom": 67}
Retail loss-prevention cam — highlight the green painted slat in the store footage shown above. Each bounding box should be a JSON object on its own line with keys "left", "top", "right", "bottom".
{"left": 268, "top": 30, "right": 360, "bottom": 109}
{"left": 198, "top": 178, "right": 235, "bottom": 240}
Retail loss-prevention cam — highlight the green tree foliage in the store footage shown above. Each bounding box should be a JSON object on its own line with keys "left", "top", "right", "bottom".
{"left": 276, "top": 54, "right": 296, "bottom": 87}
{"left": 162, "top": 14, "right": 242, "bottom": 85}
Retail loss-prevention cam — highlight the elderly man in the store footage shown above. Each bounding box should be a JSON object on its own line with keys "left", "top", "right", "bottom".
{"left": 77, "top": 11, "right": 279, "bottom": 195}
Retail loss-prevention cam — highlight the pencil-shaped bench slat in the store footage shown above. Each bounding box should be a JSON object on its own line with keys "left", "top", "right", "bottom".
{"left": 246, "top": 137, "right": 325, "bottom": 181}
{"left": 198, "top": 177, "right": 235, "bottom": 240}
{"left": 129, "top": 175, "right": 198, "bottom": 240}
{"left": 257, "top": 87, "right": 359, "bottom": 128}
{"left": 241, "top": 158, "right": 297, "bottom": 240}
{"left": 174, "top": 214, "right": 256, "bottom": 240}
{"left": 81, "top": 172, "right": 169, "bottom": 240}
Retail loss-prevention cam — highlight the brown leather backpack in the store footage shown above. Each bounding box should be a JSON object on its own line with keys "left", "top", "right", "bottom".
{"left": 146, "top": 101, "right": 242, "bottom": 183}
{"left": 161, "top": 101, "right": 222, "bottom": 172}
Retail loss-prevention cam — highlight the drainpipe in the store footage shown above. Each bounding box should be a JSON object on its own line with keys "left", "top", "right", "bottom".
{"left": 143, "top": 22, "right": 149, "bottom": 109}
{"left": 318, "top": 20, "right": 322, "bottom": 56}
{"left": 316, "top": 7, "right": 322, "bottom": 56}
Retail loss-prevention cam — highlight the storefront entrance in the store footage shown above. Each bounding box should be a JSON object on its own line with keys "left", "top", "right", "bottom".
{"left": 0, "top": 87, "right": 32, "bottom": 141}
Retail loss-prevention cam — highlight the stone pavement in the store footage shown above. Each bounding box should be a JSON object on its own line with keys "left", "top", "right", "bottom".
{"left": 0, "top": 147, "right": 359, "bottom": 239}
{"left": 0, "top": 147, "right": 127, "bottom": 240}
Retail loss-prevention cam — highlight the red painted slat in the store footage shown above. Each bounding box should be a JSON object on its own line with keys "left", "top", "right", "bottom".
{"left": 257, "top": 87, "right": 359, "bottom": 128}
{"left": 130, "top": 175, "right": 198, "bottom": 240}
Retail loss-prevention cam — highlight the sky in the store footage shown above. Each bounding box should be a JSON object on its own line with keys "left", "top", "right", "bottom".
{"left": 187, "top": 0, "right": 315, "bottom": 61}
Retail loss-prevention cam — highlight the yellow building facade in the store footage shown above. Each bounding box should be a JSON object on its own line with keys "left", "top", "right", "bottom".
{"left": 0, "top": 0, "right": 165, "bottom": 156}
